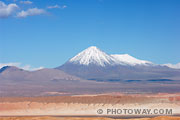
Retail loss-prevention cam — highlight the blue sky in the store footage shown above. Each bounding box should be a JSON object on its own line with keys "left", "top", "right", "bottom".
{"left": 0, "top": 0, "right": 180, "bottom": 69}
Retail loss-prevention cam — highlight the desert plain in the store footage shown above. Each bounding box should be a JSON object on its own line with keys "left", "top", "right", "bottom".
{"left": 0, "top": 93, "right": 180, "bottom": 120}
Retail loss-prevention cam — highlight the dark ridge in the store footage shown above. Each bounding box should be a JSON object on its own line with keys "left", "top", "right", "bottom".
{"left": 0, "top": 66, "right": 11, "bottom": 73}
{"left": 125, "top": 80, "right": 142, "bottom": 82}
{"left": 147, "top": 79, "right": 174, "bottom": 82}
{"left": 107, "top": 79, "right": 122, "bottom": 82}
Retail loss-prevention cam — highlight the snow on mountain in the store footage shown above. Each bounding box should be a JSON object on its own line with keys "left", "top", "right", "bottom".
{"left": 69, "top": 46, "right": 116, "bottom": 66}
{"left": 111, "top": 54, "right": 153, "bottom": 66}
{"left": 69, "top": 46, "right": 153, "bottom": 67}
{"left": 163, "top": 63, "right": 180, "bottom": 69}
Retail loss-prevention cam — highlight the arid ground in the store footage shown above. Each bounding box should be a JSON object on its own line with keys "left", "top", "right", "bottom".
{"left": 0, "top": 93, "right": 180, "bottom": 118}
{"left": 0, "top": 116, "right": 180, "bottom": 120}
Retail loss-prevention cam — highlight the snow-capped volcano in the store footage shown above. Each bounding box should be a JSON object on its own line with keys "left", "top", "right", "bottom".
{"left": 69, "top": 46, "right": 115, "bottom": 66}
{"left": 69, "top": 46, "right": 152, "bottom": 67}
{"left": 111, "top": 54, "right": 152, "bottom": 66}
{"left": 58, "top": 46, "right": 180, "bottom": 80}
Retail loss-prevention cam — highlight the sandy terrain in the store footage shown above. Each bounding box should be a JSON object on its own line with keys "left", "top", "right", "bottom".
{"left": 0, "top": 93, "right": 180, "bottom": 117}
{"left": 0, "top": 116, "right": 180, "bottom": 120}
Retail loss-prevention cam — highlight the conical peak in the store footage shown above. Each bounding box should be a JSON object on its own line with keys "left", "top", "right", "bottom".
{"left": 68, "top": 46, "right": 153, "bottom": 67}
{"left": 82, "top": 46, "right": 103, "bottom": 54}
{"left": 87, "top": 46, "right": 98, "bottom": 49}
{"left": 69, "top": 46, "right": 115, "bottom": 66}
{"left": 84, "top": 46, "right": 102, "bottom": 53}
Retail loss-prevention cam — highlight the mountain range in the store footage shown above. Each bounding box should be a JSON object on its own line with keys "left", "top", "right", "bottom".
{"left": 1, "top": 46, "right": 180, "bottom": 96}
{"left": 57, "top": 46, "right": 180, "bottom": 81}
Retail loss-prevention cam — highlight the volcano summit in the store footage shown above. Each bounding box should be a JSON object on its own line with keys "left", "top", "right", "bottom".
{"left": 58, "top": 46, "right": 180, "bottom": 81}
